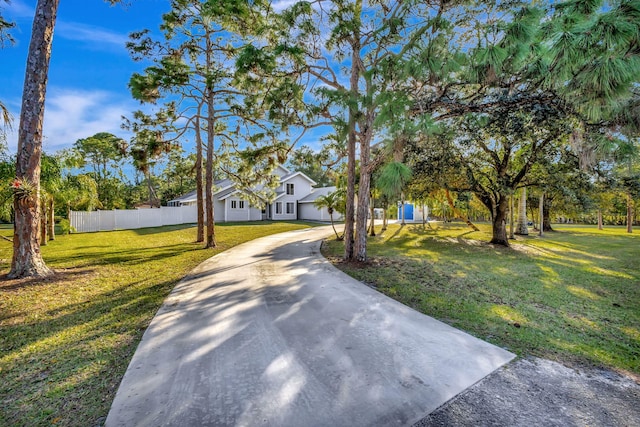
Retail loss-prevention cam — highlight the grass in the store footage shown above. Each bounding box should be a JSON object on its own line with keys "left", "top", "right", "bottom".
{"left": 0, "top": 221, "right": 315, "bottom": 427}
{"left": 322, "top": 222, "right": 640, "bottom": 377}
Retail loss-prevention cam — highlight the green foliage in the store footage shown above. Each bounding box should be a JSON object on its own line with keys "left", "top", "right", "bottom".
{"left": 376, "top": 162, "right": 412, "bottom": 199}
{"left": 57, "top": 218, "right": 74, "bottom": 235}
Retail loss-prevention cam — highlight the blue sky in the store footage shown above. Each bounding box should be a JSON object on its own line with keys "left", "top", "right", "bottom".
{"left": 1, "top": 0, "right": 328, "bottom": 161}
{"left": 1, "top": 0, "right": 174, "bottom": 154}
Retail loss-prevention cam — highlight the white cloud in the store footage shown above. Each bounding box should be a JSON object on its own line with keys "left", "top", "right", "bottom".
{"left": 3, "top": 0, "right": 34, "bottom": 19}
{"left": 4, "top": 1, "right": 128, "bottom": 51}
{"left": 4, "top": 88, "right": 135, "bottom": 154}
{"left": 57, "top": 21, "right": 129, "bottom": 50}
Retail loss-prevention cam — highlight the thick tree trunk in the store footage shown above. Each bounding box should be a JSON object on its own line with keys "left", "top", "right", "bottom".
{"left": 354, "top": 168, "right": 371, "bottom": 262}
{"left": 9, "top": 0, "right": 58, "bottom": 278}
{"left": 509, "top": 194, "right": 515, "bottom": 239}
{"left": 515, "top": 187, "right": 528, "bottom": 235}
{"left": 195, "top": 116, "right": 204, "bottom": 243}
{"left": 627, "top": 192, "right": 633, "bottom": 234}
{"left": 490, "top": 197, "right": 510, "bottom": 246}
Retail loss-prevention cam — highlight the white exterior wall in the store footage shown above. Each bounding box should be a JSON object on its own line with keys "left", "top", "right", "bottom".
{"left": 214, "top": 199, "right": 225, "bottom": 222}
{"left": 272, "top": 175, "right": 313, "bottom": 220}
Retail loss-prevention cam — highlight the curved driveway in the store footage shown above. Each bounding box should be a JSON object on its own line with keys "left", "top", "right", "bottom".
{"left": 106, "top": 226, "right": 514, "bottom": 426}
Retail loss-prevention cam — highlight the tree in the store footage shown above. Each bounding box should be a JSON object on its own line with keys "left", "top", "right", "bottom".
{"left": 250, "top": 0, "right": 475, "bottom": 262}
{"left": 9, "top": 0, "right": 59, "bottom": 278}
{"left": 10, "top": 0, "right": 126, "bottom": 278}
{"left": 287, "top": 145, "right": 336, "bottom": 187}
{"left": 403, "top": 0, "right": 640, "bottom": 246}
{"left": 39, "top": 153, "right": 62, "bottom": 243}
{"left": 159, "top": 150, "right": 196, "bottom": 204}
{"left": 313, "top": 189, "right": 345, "bottom": 241}
{"left": 72, "top": 132, "right": 128, "bottom": 208}
{"left": 127, "top": 0, "right": 267, "bottom": 248}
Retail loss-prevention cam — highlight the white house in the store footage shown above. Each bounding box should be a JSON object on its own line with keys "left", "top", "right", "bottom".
{"left": 167, "top": 166, "right": 342, "bottom": 222}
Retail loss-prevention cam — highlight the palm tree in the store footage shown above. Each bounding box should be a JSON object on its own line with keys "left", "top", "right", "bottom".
{"left": 314, "top": 189, "right": 345, "bottom": 241}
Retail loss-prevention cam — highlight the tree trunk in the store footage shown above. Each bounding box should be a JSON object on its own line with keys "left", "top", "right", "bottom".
{"left": 204, "top": 91, "right": 216, "bottom": 248}
{"left": 329, "top": 211, "right": 342, "bottom": 240}
{"left": 538, "top": 193, "right": 544, "bottom": 237}
{"left": 47, "top": 197, "right": 55, "bottom": 240}
{"left": 627, "top": 192, "right": 633, "bottom": 234}
{"left": 381, "top": 200, "right": 388, "bottom": 231}
{"left": 9, "top": 0, "right": 58, "bottom": 278}
{"left": 195, "top": 114, "right": 204, "bottom": 242}
{"left": 354, "top": 167, "right": 371, "bottom": 261}
{"left": 369, "top": 193, "right": 375, "bottom": 236}
{"left": 597, "top": 209, "right": 603, "bottom": 230}
{"left": 490, "top": 197, "right": 510, "bottom": 246}
{"left": 509, "top": 194, "right": 515, "bottom": 239}
{"left": 542, "top": 197, "right": 553, "bottom": 232}
{"left": 343, "top": 49, "right": 359, "bottom": 261}
{"left": 400, "top": 192, "right": 406, "bottom": 225}
{"left": 515, "top": 187, "right": 528, "bottom": 235}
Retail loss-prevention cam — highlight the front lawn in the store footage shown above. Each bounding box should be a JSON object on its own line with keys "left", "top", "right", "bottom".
{"left": 0, "top": 222, "right": 314, "bottom": 427}
{"left": 323, "top": 222, "right": 640, "bottom": 377}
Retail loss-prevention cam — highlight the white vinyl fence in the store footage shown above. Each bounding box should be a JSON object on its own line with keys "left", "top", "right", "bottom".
{"left": 70, "top": 206, "right": 198, "bottom": 233}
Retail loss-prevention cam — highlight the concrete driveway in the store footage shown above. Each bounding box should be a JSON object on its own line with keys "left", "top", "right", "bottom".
{"left": 105, "top": 226, "right": 514, "bottom": 426}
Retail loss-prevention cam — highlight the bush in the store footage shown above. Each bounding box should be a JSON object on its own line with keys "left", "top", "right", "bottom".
{"left": 57, "top": 218, "right": 75, "bottom": 235}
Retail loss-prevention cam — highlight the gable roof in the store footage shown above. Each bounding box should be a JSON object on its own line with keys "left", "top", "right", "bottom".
{"left": 167, "top": 179, "right": 233, "bottom": 204}
{"left": 280, "top": 171, "right": 317, "bottom": 186}
{"left": 298, "top": 186, "right": 338, "bottom": 203}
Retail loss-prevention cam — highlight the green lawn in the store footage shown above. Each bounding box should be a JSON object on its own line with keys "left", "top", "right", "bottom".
{"left": 0, "top": 222, "right": 314, "bottom": 427}
{"left": 323, "top": 222, "right": 640, "bottom": 377}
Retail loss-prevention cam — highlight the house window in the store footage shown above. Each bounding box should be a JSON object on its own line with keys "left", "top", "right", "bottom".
{"left": 286, "top": 202, "right": 295, "bottom": 214}
{"left": 239, "top": 200, "right": 244, "bottom": 209}
{"left": 286, "top": 183, "right": 294, "bottom": 195}
{"left": 276, "top": 202, "right": 282, "bottom": 214}
{"left": 231, "top": 200, "right": 244, "bottom": 209}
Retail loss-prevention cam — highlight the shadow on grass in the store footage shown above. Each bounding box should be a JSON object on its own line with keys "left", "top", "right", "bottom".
{"left": 0, "top": 268, "right": 97, "bottom": 292}
{"left": 0, "top": 275, "right": 184, "bottom": 426}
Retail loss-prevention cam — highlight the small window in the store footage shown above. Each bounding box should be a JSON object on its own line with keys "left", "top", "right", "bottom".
{"left": 276, "top": 202, "right": 282, "bottom": 214}
{"left": 239, "top": 200, "right": 245, "bottom": 209}
{"left": 286, "top": 183, "right": 294, "bottom": 195}
{"left": 286, "top": 202, "right": 295, "bottom": 214}
{"left": 231, "top": 200, "right": 237, "bottom": 209}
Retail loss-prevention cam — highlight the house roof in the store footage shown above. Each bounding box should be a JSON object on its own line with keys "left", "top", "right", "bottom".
{"left": 280, "top": 171, "right": 317, "bottom": 186}
{"left": 167, "top": 179, "right": 232, "bottom": 204}
{"left": 298, "top": 186, "right": 338, "bottom": 203}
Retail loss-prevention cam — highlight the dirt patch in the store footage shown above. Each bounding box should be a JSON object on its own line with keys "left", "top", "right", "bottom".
{"left": 414, "top": 357, "right": 640, "bottom": 427}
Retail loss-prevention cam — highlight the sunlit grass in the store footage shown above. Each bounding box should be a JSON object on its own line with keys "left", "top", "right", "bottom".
{"left": 323, "top": 221, "right": 640, "bottom": 376}
{"left": 0, "top": 221, "right": 314, "bottom": 427}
